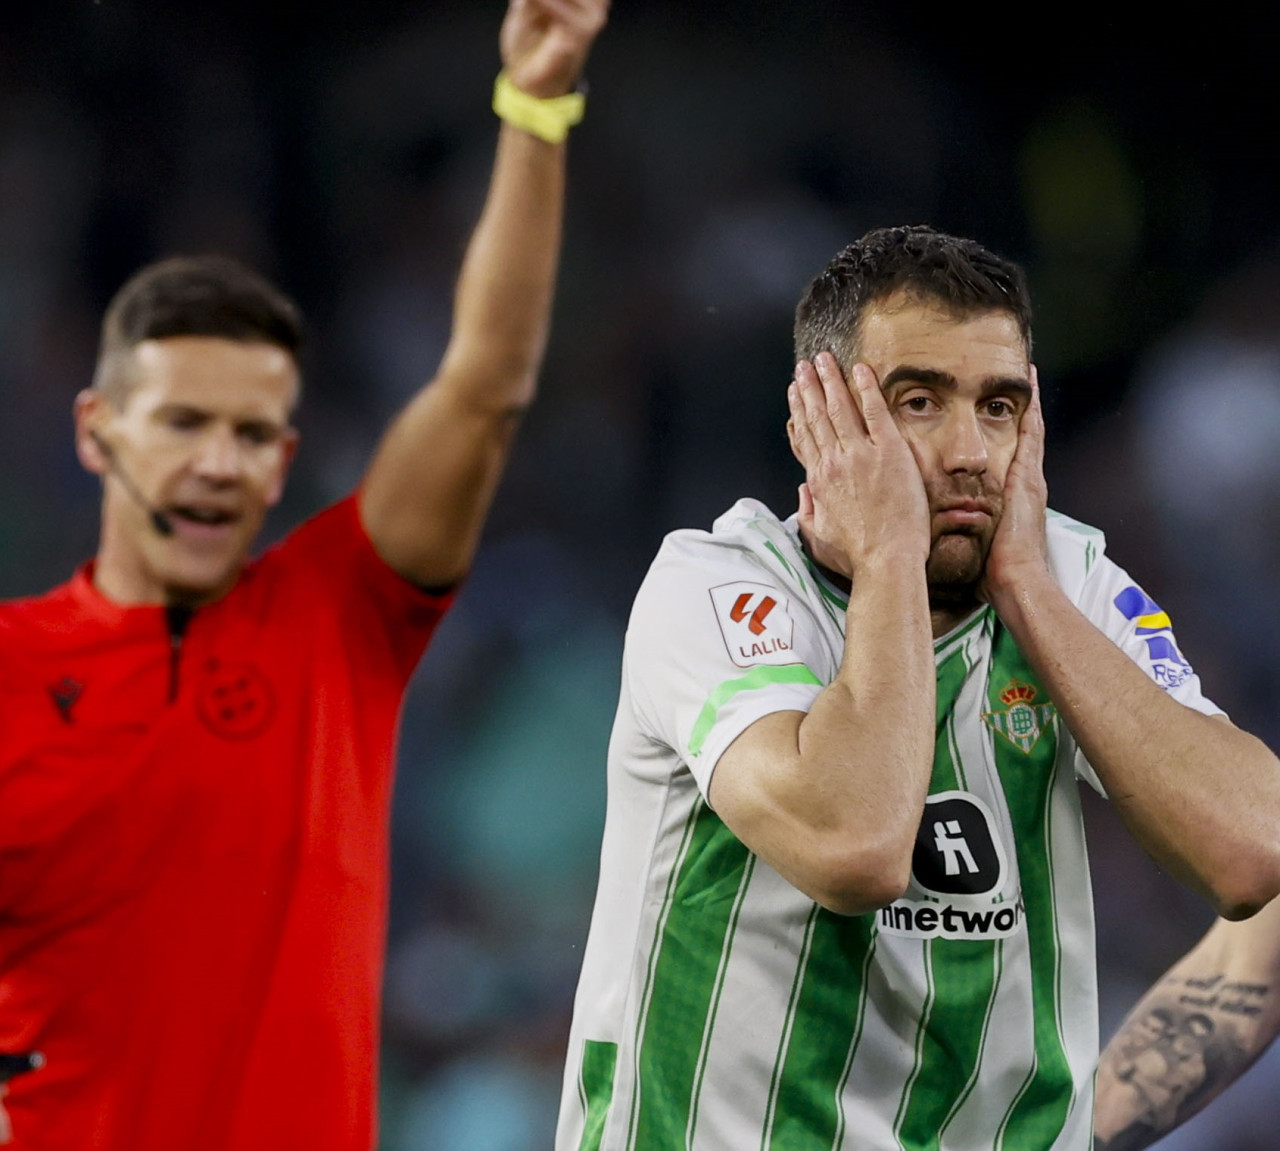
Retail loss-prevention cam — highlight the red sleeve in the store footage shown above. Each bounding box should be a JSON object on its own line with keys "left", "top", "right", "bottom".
{"left": 251, "top": 495, "right": 456, "bottom": 684}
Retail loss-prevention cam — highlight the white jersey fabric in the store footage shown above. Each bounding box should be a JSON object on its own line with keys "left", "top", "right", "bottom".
{"left": 557, "top": 499, "right": 1222, "bottom": 1151}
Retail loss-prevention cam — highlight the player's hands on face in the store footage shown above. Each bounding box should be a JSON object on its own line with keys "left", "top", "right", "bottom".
{"left": 980, "top": 366, "right": 1049, "bottom": 602}
{"left": 788, "top": 353, "right": 930, "bottom": 580}
{"left": 500, "top": 0, "right": 609, "bottom": 99}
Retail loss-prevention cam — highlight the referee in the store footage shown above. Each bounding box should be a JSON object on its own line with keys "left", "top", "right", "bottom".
{"left": 0, "top": 1, "right": 607, "bottom": 1147}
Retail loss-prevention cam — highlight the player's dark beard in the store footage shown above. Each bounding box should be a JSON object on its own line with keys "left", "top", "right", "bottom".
{"left": 924, "top": 478, "right": 1001, "bottom": 613}
{"left": 925, "top": 530, "right": 990, "bottom": 612}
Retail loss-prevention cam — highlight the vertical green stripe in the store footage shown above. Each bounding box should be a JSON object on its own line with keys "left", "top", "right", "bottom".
{"left": 937, "top": 939, "right": 1004, "bottom": 1138}
{"left": 760, "top": 905, "right": 822, "bottom": 1148}
{"left": 892, "top": 631, "right": 1000, "bottom": 1148}
{"left": 630, "top": 804, "right": 753, "bottom": 1150}
{"left": 829, "top": 934, "right": 879, "bottom": 1150}
{"left": 892, "top": 941, "right": 937, "bottom": 1142}
{"left": 687, "top": 853, "right": 758, "bottom": 1146}
{"left": 987, "top": 624, "right": 1072, "bottom": 1147}
{"left": 933, "top": 639, "right": 974, "bottom": 791}
{"left": 763, "top": 913, "right": 876, "bottom": 1149}
{"left": 577, "top": 1040, "right": 619, "bottom": 1151}
{"left": 627, "top": 801, "right": 703, "bottom": 1146}
{"left": 894, "top": 940, "right": 1001, "bottom": 1149}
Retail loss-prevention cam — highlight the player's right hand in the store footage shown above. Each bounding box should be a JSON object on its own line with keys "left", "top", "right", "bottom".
{"left": 788, "top": 352, "right": 930, "bottom": 579}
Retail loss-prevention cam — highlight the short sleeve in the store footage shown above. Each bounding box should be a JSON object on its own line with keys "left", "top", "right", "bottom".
{"left": 1071, "top": 554, "right": 1224, "bottom": 790}
{"left": 251, "top": 496, "right": 455, "bottom": 685}
{"left": 624, "top": 535, "right": 829, "bottom": 800}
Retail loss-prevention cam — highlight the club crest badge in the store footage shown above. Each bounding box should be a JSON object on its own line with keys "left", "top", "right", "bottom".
{"left": 982, "top": 679, "right": 1056, "bottom": 754}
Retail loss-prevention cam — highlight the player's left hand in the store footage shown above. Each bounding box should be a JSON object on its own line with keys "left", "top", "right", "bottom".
{"left": 500, "top": 0, "right": 609, "bottom": 99}
{"left": 980, "top": 366, "right": 1049, "bottom": 603}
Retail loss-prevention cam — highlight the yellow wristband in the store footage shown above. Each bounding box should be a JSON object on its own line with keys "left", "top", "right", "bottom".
{"left": 492, "top": 70, "right": 585, "bottom": 144}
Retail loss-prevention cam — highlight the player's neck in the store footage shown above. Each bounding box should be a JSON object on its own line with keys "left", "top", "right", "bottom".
{"left": 928, "top": 591, "right": 984, "bottom": 641}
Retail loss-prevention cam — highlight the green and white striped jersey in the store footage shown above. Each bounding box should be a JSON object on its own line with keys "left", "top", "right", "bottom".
{"left": 557, "top": 499, "right": 1222, "bottom": 1151}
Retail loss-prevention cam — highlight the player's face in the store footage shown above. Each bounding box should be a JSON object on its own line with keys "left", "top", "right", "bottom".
{"left": 855, "top": 297, "right": 1032, "bottom": 598}
{"left": 77, "top": 336, "right": 299, "bottom": 606}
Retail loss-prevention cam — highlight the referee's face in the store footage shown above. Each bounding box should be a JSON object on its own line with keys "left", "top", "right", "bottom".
{"left": 76, "top": 336, "right": 300, "bottom": 607}
{"left": 856, "top": 296, "right": 1032, "bottom": 597}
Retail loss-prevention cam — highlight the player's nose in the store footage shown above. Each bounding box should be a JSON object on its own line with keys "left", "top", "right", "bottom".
{"left": 941, "top": 409, "right": 988, "bottom": 474}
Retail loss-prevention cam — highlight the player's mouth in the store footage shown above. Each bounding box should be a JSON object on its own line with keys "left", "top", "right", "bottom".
{"left": 933, "top": 498, "right": 994, "bottom": 531}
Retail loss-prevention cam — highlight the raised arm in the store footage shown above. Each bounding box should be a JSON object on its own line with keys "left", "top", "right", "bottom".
{"left": 707, "top": 355, "right": 936, "bottom": 915}
{"left": 1094, "top": 898, "right": 1280, "bottom": 1150}
{"left": 359, "top": 0, "right": 608, "bottom": 588}
{"left": 980, "top": 377, "right": 1280, "bottom": 920}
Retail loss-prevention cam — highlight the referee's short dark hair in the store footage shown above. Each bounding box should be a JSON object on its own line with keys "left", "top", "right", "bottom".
{"left": 93, "top": 255, "right": 303, "bottom": 402}
{"left": 794, "top": 226, "right": 1032, "bottom": 369}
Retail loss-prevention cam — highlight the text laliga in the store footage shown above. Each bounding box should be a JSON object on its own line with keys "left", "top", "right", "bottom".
{"left": 740, "top": 637, "right": 790, "bottom": 659}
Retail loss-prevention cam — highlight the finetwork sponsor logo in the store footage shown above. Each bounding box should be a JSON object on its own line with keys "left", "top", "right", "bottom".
{"left": 912, "top": 791, "right": 1007, "bottom": 898}
{"left": 709, "top": 581, "right": 799, "bottom": 668}
{"left": 878, "top": 896, "right": 1025, "bottom": 941}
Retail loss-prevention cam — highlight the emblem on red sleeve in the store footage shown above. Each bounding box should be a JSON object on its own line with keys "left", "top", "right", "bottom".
{"left": 709, "top": 581, "right": 799, "bottom": 669}
{"left": 47, "top": 676, "right": 84, "bottom": 724}
{"left": 196, "top": 659, "right": 276, "bottom": 740}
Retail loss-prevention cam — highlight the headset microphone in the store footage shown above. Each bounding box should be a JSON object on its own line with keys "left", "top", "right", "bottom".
{"left": 89, "top": 431, "right": 175, "bottom": 538}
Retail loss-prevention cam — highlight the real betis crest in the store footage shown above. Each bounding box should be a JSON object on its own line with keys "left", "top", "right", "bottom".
{"left": 982, "top": 678, "right": 1056, "bottom": 754}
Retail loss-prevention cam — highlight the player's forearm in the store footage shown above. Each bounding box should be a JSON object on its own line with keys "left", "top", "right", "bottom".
{"left": 990, "top": 568, "right": 1280, "bottom": 918}
{"left": 1095, "top": 913, "right": 1280, "bottom": 1149}
{"left": 711, "top": 554, "right": 935, "bottom": 915}
{"left": 790, "top": 555, "right": 936, "bottom": 909}
{"left": 436, "top": 121, "right": 566, "bottom": 412}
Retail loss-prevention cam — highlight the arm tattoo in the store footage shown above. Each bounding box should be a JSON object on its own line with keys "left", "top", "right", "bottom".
{"left": 1094, "top": 969, "right": 1272, "bottom": 1151}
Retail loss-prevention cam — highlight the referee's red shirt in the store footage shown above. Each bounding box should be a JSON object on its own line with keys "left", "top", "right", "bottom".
{"left": 0, "top": 496, "right": 452, "bottom": 1149}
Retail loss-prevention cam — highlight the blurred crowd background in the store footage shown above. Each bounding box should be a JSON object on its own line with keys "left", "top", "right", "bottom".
{"left": 5, "top": 2, "right": 1280, "bottom": 1147}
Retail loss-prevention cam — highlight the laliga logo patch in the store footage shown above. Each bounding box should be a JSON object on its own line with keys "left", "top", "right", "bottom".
{"left": 709, "top": 581, "right": 797, "bottom": 668}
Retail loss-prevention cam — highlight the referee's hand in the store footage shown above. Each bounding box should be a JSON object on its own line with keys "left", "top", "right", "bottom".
{"left": 500, "top": 0, "right": 609, "bottom": 100}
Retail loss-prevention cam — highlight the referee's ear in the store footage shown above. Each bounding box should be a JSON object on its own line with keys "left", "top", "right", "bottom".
{"left": 263, "top": 429, "right": 301, "bottom": 509}
{"left": 73, "top": 388, "right": 113, "bottom": 478}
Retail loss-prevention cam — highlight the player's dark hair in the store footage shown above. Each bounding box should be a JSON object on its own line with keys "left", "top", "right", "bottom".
{"left": 94, "top": 255, "right": 303, "bottom": 400}
{"left": 794, "top": 225, "right": 1032, "bottom": 366}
